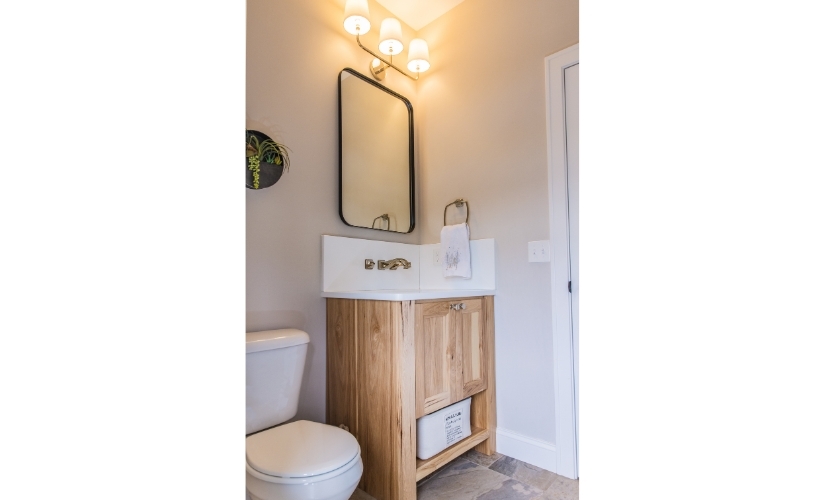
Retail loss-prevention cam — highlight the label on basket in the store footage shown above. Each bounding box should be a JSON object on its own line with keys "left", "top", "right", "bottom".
{"left": 444, "top": 409, "right": 464, "bottom": 446}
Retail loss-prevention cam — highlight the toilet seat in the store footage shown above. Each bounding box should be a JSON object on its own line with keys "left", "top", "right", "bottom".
{"left": 246, "top": 453, "right": 361, "bottom": 486}
{"left": 246, "top": 420, "right": 360, "bottom": 481}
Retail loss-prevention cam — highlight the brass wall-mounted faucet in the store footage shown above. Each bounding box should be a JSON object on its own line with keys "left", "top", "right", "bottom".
{"left": 378, "top": 258, "right": 412, "bottom": 270}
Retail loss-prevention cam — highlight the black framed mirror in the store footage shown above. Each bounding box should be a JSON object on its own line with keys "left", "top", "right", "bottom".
{"left": 338, "top": 68, "right": 415, "bottom": 233}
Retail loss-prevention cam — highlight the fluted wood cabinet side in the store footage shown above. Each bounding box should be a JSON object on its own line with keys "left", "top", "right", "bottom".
{"left": 326, "top": 299, "right": 356, "bottom": 436}
{"left": 472, "top": 296, "right": 497, "bottom": 455}
{"left": 326, "top": 299, "right": 416, "bottom": 500}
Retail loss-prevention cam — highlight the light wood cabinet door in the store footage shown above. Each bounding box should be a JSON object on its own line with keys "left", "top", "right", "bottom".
{"left": 415, "top": 298, "right": 488, "bottom": 417}
{"left": 455, "top": 298, "right": 487, "bottom": 399}
{"left": 415, "top": 301, "right": 456, "bottom": 418}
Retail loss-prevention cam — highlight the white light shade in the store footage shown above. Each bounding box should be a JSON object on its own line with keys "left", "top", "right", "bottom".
{"left": 378, "top": 18, "right": 403, "bottom": 55}
{"left": 343, "top": 0, "right": 370, "bottom": 35}
{"left": 407, "top": 38, "right": 430, "bottom": 73}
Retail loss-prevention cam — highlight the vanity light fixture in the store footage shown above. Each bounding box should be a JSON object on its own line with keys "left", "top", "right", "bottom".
{"left": 378, "top": 18, "right": 403, "bottom": 55}
{"left": 342, "top": 0, "right": 430, "bottom": 81}
{"left": 343, "top": 0, "right": 371, "bottom": 35}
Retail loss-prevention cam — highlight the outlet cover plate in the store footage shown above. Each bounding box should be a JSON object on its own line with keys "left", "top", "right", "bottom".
{"left": 528, "top": 240, "right": 551, "bottom": 262}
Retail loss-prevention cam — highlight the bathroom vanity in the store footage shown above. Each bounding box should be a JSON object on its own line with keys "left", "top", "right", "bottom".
{"left": 325, "top": 291, "right": 496, "bottom": 500}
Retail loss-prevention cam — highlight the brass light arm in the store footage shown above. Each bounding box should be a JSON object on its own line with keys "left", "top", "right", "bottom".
{"left": 356, "top": 33, "right": 420, "bottom": 81}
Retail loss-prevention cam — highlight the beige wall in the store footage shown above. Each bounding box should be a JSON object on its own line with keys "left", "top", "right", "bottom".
{"left": 247, "top": 0, "right": 578, "bottom": 443}
{"left": 246, "top": 0, "right": 419, "bottom": 424}
{"left": 417, "top": 0, "right": 578, "bottom": 443}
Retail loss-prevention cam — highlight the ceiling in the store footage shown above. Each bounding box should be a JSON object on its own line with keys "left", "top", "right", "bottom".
{"left": 373, "top": 0, "right": 467, "bottom": 31}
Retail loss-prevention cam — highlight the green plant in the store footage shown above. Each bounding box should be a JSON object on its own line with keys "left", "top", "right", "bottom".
{"left": 246, "top": 132, "right": 290, "bottom": 189}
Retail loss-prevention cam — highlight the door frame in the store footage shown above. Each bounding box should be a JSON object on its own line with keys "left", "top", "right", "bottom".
{"left": 545, "top": 43, "right": 579, "bottom": 479}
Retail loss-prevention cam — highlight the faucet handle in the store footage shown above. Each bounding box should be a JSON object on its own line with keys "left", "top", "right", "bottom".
{"left": 377, "top": 258, "right": 412, "bottom": 270}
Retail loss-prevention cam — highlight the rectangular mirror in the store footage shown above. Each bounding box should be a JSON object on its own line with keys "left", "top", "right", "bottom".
{"left": 339, "top": 68, "right": 415, "bottom": 233}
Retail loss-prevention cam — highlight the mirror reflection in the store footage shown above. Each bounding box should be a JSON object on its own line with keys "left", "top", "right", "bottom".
{"left": 339, "top": 68, "right": 414, "bottom": 233}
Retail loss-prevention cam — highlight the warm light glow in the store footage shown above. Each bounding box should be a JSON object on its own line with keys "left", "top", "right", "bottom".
{"left": 343, "top": 0, "right": 370, "bottom": 35}
{"left": 406, "top": 38, "right": 430, "bottom": 73}
{"left": 342, "top": 4, "right": 432, "bottom": 79}
{"left": 378, "top": 18, "right": 404, "bottom": 55}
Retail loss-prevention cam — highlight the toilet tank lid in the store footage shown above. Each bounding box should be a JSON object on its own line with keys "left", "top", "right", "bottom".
{"left": 246, "top": 329, "right": 310, "bottom": 354}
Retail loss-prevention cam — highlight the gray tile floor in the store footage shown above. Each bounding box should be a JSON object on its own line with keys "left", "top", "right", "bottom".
{"left": 350, "top": 451, "right": 578, "bottom": 500}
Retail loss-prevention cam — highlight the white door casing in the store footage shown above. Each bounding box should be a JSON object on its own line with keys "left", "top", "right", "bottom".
{"left": 545, "top": 44, "right": 579, "bottom": 480}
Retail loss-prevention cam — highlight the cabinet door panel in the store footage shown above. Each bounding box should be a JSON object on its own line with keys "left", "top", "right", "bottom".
{"left": 415, "top": 301, "right": 455, "bottom": 418}
{"left": 456, "top": 299, "right": 487, "bottom": 398}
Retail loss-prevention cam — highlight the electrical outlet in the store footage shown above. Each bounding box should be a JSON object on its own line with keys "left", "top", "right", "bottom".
{"left": 528, "top": 240, "right": 551, "bottom": 262}
{"left": 433, "top": 248, "right": 441, "bottom": 265}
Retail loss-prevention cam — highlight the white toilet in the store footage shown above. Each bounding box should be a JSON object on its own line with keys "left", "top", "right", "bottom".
{"left": 246, "top": 329, "right": 363, "bottom": 500}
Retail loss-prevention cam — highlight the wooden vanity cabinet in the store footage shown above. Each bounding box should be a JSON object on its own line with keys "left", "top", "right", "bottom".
{"left": 327, "top": 296, "right": 496, "bottom": 500}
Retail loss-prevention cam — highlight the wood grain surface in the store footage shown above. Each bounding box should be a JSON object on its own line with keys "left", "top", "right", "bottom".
{"left": 327, "top": 299, "right": 357, "bottom": 436}
{"left": 472, "top": 296, "right": 497, "bottom": 455}
{"left": 456, "top": 298, "right": 486, "bottom": 398}
{"left": 326, "top": 296, "right": 496, "bottom": 499}
{"left": 415, "top": 426, "right": 491, "bottom": 481}
{"left": 415, "top": 300, "right": 455, "bottom": 418}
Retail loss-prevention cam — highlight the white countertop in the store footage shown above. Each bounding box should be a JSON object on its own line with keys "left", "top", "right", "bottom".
{"left": 321, "top": 289, "right": 495, "bottom": 301}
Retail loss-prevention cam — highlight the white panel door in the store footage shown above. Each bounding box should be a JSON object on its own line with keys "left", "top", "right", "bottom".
{"left": 546, "top": 44, "right": 578, "bottom": 479}
{"left": 564, "top": 63, "right": 579, "bottom": 459}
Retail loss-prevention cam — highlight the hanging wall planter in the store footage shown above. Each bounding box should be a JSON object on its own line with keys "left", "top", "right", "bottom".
{"left": 246, "top": 130, "right": 290, "bottom": 190}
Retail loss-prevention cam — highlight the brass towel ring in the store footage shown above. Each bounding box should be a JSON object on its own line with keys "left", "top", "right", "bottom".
{"left": 443, "top": 199, "right": 470, "bottom": 226}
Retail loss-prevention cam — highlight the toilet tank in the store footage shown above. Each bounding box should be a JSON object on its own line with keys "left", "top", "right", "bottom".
{"left": 246, "top": 329, "right": 310, "bottom": 435}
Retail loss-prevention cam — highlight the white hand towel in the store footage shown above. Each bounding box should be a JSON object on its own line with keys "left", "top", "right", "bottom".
{"left": 441, "top": 223, "right": 471, "bottom": 278}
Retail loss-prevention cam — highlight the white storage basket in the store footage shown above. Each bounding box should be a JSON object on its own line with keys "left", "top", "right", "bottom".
{"left": 416, "top": 397, "right": 472, "bottom": 460}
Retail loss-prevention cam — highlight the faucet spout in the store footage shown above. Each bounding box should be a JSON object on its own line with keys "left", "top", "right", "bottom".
{"left": 378, "top": 258, "right": 412, "bottom": 270}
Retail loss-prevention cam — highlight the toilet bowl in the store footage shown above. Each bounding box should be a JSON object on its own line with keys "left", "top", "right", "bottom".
{"left": 246, "top": 331, "right": 362, "bottom": 500}
{"left": 246, "top": 453, "right": 362, "bottom": 500}
{"left": 245, "top": 419, "right": 362, "bottom": 500}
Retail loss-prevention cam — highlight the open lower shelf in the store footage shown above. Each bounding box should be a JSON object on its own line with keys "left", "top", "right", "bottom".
{"left": 415, "top": 426, "right": 491, "bottom": 481}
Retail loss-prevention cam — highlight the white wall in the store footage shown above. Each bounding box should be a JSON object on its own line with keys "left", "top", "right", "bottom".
{"left": 417, "top": 0, "right": 579, "bottom": 445}
{"left": 247, "top": 0, "right": 579, "bottom": 452}
{"left": 246, "top": 0, "right": 419, "bottom": 424}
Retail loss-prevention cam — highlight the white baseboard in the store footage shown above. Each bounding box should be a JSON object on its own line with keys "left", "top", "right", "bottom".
{"left": 496, "top": 427, "right": 557, "bottom": 473}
